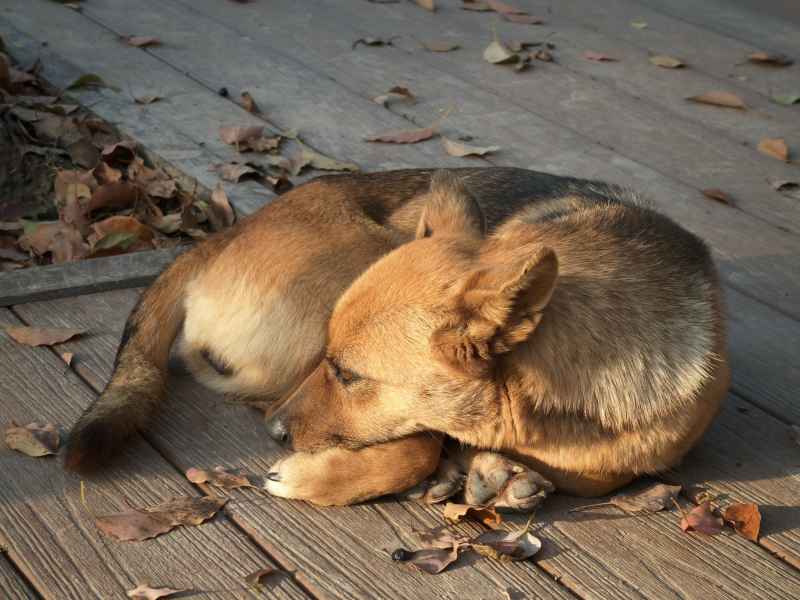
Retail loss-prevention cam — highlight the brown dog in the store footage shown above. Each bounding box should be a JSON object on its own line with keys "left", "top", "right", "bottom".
{"left": 263, "top": 171, "right": 729, "bottom": 501}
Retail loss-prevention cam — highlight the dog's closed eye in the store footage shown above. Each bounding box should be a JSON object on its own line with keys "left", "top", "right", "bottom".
{"left": 328, "top": 357, "right": 361, "bottom": 386}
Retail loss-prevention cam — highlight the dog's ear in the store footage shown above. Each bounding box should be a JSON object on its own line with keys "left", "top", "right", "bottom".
{"left": 432, "top": 246, "right": 558, "bottom": 376}
{"left": 416, "top": 171, "right": 486, "bottom": 240}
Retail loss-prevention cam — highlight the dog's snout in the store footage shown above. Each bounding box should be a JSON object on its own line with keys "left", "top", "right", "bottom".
{"left": 266, "top": 416, "right": 291, "bottom": 447}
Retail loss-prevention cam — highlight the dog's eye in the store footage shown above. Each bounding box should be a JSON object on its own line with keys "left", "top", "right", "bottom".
{"left": 330, "top": 359, "right": 360, "bottom": 386}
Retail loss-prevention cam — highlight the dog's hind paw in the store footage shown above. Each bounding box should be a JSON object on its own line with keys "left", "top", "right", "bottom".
{"left": 464, "top": 452, "right": 554, "bottom": 512}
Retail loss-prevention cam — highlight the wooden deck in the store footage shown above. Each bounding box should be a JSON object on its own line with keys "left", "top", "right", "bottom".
{"left": 1, "top": 0, "right": 799, "bottom": 597}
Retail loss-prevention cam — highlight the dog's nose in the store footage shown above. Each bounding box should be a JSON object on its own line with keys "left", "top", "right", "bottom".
{"left": 266, "top": 416, "right": 291, "bottom": 447}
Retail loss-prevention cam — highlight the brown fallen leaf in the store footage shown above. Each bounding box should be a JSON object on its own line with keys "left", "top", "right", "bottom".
{"left": 122, "top": 36, "right": 161, "bottom": 48}
{"left": 649, "top": 55, "right": 685, "bottom": 68}
{"left": 186, "top": 465, "right": 254, "bottom": 488}
{"left": 88, "top": 216, "right": 154, "bottom": 255}
{"left": 219, "top": 125, "right": 264, "bottom": 146}
{"left": 61, "top": 351, "right": 74, "bottom": 367}
{"left": 757, "top": 137, "right": 790, "bottom": 162}
{"left": 723, "top": 502, "right": 761, "bottom": 541}
{"left": 134, "top": 95, "right": 161, "bottom": 105}
{"left": 96, "top": 496, "right": 226, "bottom": 541}
{"left": 365, "top": 127, "right": 436, "bottom": 144}
{"left": 484, "top": 40, "right": 519, "bottom": 64}
{"left": 584, "top": 51, "right": 617, "bottom": 62}
{"left": 89, "top": 182, "right": 140, "bottom": 215}
{"left": 5, "top": 326, "right": 83, "bottom": 347}
{"left": 92, "top": 162, "right": 124, "bottom": 185}
{"left": 680, "top": 501, "right": 723, "bottom": 535}
{"left": 207, "top": 185, "right": 236, "bottom": 231}
{"left": 67, "top": 138, "right": 100, "bottom": 169}
{"left": 423, "top": 41, "right": 460, "bottom": 52}
{"left": 211, "top": 162, "right": 260, "bottom": 183}
{"left": 687, "top": 91, "right": 746, "bottom": 110}
{"left": 240, "top": 91, "right": 260, "bottom": 114}
{"left": 702, "top": 188, "right": 733, "bottom": 205}
{"left": 470, "top": 528, "right": 542, "bottom": 561}
{"left": 127, "top": 584, "right": 186, "bottom": 600}
{"left": 352, "top": 37, "right": 394, "bottom": 50}
{"left": 442, "top": 137, "right": 500, "bottom": 157}
{"left": 443, "top": 502, "right": 502, "bottom": 527}
{"left": 291, "top": 143, "right": 359, "bottom": 174}
{"left": 101, "top": 140, "right": 137, "bottom": 164}
{"left": 4, "top": 422, "right": 61, "bottom": 457}
{"left": 487, "top": 0, "right": 526, "bottom": 14}
{"left": 414, "top": 525, "right": 470, "bottom": 549}
{"left": 244, "top": 567, "right": 277, "bottom": 588}
{"left": 748, "top": 52, "right": 793, "bottom": 67}
{"left": 373, "top": 85, "right": 416, "bottom": 107}
{"left": 461, "top": 0, "right": 492, "bottom": 11}
{"left": 571, "top": 483, "right": 682, "bottom": 514}
{"left": 414, "top": 0, "right": 436, "bottom": 11}
{"left": 503, "top": 14, "right": 544, "bottom": 25}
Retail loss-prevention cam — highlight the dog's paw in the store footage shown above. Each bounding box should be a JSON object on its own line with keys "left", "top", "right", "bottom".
{"left": 464, "top": 452, "right": 554, "bottom": 512}
{"left": 400, "top": 458, "right": 465, "bottom": 504}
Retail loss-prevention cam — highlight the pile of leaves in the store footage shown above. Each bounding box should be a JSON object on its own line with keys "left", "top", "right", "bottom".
{"left": 0, "top": 39, "right": 234, "bottom": 271}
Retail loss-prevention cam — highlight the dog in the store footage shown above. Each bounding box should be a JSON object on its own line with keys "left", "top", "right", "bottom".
{"left": 64, "top": 168, "right": 728, "bottom": 506}
{"left": 262, "top": 170, "right": 730, "bottom": 503}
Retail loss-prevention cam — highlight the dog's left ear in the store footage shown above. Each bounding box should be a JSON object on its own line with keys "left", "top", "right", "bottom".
{"left": 432, "top": 246, "right": 558, "bottom": 377}
{"left": 415, "top": 171, "right": 487, "bottom": 240}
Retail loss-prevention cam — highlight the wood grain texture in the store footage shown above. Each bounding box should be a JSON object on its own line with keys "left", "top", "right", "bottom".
{"left": 63, "top": 0, "right": 800, "bottom": 322}
{"left": 0, "top": 554, "right": 38, "bottom": 600}
{"left": 14, "top": 289, "right": 800, "bottom": 597}
{"left": 0, "top": 309, "right": 307, "bottom": 600}
{"left": 0, "top": 248, "right": 183, "bottom": 307}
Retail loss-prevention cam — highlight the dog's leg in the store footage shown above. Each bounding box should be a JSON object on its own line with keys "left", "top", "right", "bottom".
{"left": 264, "top": 434, "right": 442, "bottom": 506}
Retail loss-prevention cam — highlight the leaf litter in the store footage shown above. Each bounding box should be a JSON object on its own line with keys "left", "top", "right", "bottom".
{"left": 687, "top": 91, "right": 746, "bottom": 109}
{"left": 442, "top": 137, "right": 500, "bottom": 157}
{"left": 127, "top": 585, "right": 187, "bottom": 600}
{"left": 570, "top": 482, "right": 682, "bottom": 514}
{"left": 95, "top": 496, "right": 226, "bottom": 541}
{"left": 757, "top": 137, "right": 790, "bottom": 162}
{"left": 186, "top": 465, "right": 261, "bottom": 489}
{"left": 372, "top": 85, "right": 416, "bottom": 107}
{"left": 723, "top": 502, "right": 761, "bottom": 541}
{"left": 4, "top": 422, "right": 61, "bottom": 457}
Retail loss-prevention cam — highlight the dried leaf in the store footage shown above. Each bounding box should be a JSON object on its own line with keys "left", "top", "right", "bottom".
{"left": 571, "top": 483, "right": 682, "bottom": 514}
{"left": 373, "top": 85, "right": 416, "bottom": 107}
{"left": 461, "top": 0, "right": 492, "bottom": 11}
{"left": 101, "top": 140, "right": 137, "bottom": 164}
{"left": 240, "top": 91, "right": 260, "bottom": 114}
{"left": 67, "top": 138, "right": 100, "bottom": 168}
{"left": 5, "top": 326, "right": 83, "bottom": 347}
{"left": 757, "top": 137, "right": 789, "bottom": 162}
{"left": 442, "top": 137, "right": 499, "bottom": 157}
{"left": 96, "top": 496, "right": 226, "bottom": 541}
{"left": 414, "top": 0, "right": 436, "bottom": 11}
{"left": 650, "top": 55, "right": 685, "bottom": 68}
{"left": 443, "top": 502, "right": 502, "bottom": 527}
{"left": 352, "top": 37, "right": 393, "bottom": 49}
{"left": 365, "top": 127, "right": 436, "bottom": 144}
{"left": 89, "top": 216, "right": 153, "bottom": 255}
{"left": 89, "top": 182, "right": 140, "bottom": 213}
{"left": 771, "top": 180, "right": 800, "bottom": 200}
{"left": 470, "top": 528, "right": 541, "bottom": 561}
{"left": 680, "top": 501, "right": 723, "bottom": 535}
{"left": 702, "top": 188, "right": 732, "bottom": 205}
{"left": 4, "top": 422, "right": 60, "bottom": 457}
{"left": 748, "top": 52, "right": 793, "bottom": 67}
{"left": 631, "top": 20, "right": 648, "bottom": 29}
{"left": 127, "top": 585, "right": 186, "bottom": 600}
{"left": 61, "top": 351, "right": 74, "bottom": 367}
{"left": 134, "top": 95, "right": 161, "bottom": 105}
{"left": 219, "top": 125, "right": 264, "bottom": 145}
{"left": 414, "top": 525, "right": 470, "bottom": 549}
{"left": 187, "top": 465, "right": 253, "bottom": 488}
{"left": 292, "top": 143, "right": 359, "bottom": 174}
{"left": 423, "top": 41, "right": 460, "bottom": 53}
{"left": 404, "top": 546, "right": 459, "bottom": 574}
{"left": 486, "top": 0, "right": 526, "bottom": 14}
{"left": 484, "top": 40, "right": 518, "bottom": 64}
{"left": 687, "top": 91, "right": 746, "bottom": 109}
{"left": 502, "top": 14, "right": 544, "bottom": 25}
{"left": 122, "top": 36, "right": 161, "bottom": 48}
{"left": 66, "top": 73, "right": 118, "bottom": 92}
{"left": 533, "top": 49, "right": 553, "bottom": 62}
{"left": 771, "top": 94, "right": 800, "bottom": 106}
{"left": 212, "top": 162, "right": 259, "bottom": 182}
{"left": 723, "top": 502, "right": 761, "bottom": 541}
{"left": 208, "top": 185, "right": 236, "bottom": 231}
{"left": 584, "top": 51, "right": 617, "bottom": 62}
{"left": 244, "top": 567, "right": 276, "bottom": 587}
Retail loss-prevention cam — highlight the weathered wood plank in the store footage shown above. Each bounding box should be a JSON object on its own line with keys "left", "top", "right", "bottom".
{"left": 16, "top": 289, "right": 800, "bottom": 596}
{"left": 0, "top": 309, "right": 307, "bottom": 600}
{"left": 311, "top": 0, "right": 800, "bottom": 232}
{"left": 0, "top": 554, "right": 38, "bottom": 600}
{"left": 58, "top": 0, "right": 800, "bottom": 322}
{"left": 0, "top": 248, "right": 183, "bottom": 307}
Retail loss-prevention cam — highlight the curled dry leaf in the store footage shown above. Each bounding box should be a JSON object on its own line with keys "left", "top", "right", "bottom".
{"left": 680, "top": 501, "right": 723, "bottom": 535}
{"left": 5, "top": 326, "right": 83, "bottom": 347}
{"left": 134, "top": 95, "right": 161, "bottom": 105}
{"left": 4, "top": 422, "right": 61, "bottom": 457}
{"left": 101, "top": 140, "right": 137, "bottom": 164}
{"left": 373, "top": 85, "right": 416, "bottom": 107}
{"left": 291, "top": 143, "right": 359, "bottom": 174}
{"left": 702, "top": 188, "right": 733, "bottom": 205}
{"left": 186, "top": 466, "right": 254, "bottom": 489}
{"left": 584, "top": 51, "right": 617, "bottom": 62}
{"left": 122, "top": 36, "right": 161, "bottom": 48}
{"left": 245, "top": 567, "right": 277, "bottom": 588}
{"left": 219, "top": 125, "right": 264, "bottom": 145}
{"left": 757, "top": 137, "right": 789, "bottom": 162}
{"left": 687, "top": 91, "right": 746, "bottom": 110}
{"left": 89, "top": 182, "right": 140, "bottom": 214}
{"left": 95, "top": 496, "right": 226, "bottom": 541}
{"left": 484, "top": 40, "right": 518, "bottom": 64}
{"left": 365, "top": 127, "right": 436, "bottom": 144}
{"left": 723, "top": 502, "right": 761, "bottom": 541}
{"left": 414, "top": 525, "right": 470, "bottom": 549}
{"left": 93, "top": 162, "right": 123, "bottom": 185}
{"left": 423, "top": 41, "right": 460, "bottom": 53}
{"left": 650, "top": 55, "right": 685, "bottom": 68}
{"left": 571, "top": 483, "right": 682, "bottom": 514}
{"left": 748, "top": 52, "right": 793, "bottom": 67}
{"left": 442, "top": 137, "right": 500, "bottom": 157}
{"left": 771, "top": 180, "right": 800, "bottom": 200}
{"left": 89, "top": 215, "right": 153, "bottom": 255}
{"left": 240, "top": 91, "right": 260, "bottom": 114}
{"left": 470, "top": 528, "right": 542, "bottom": 561}
{"left": 443, "top": 502, "right": 502, "bottom": 527}
{"left": 352, "top": 37, "right": 393, "bottom": 50}
{"left": 502, "top": 14, "right": 544, "bottom": 25}
{"left": 127, "top": 584, "right": 186, "bottom": 600}
{"left": 396, "top": 546, "right": 460, "bottom": 574}
{"left": 211, "top": 162, "right": 259, "bottom": 183}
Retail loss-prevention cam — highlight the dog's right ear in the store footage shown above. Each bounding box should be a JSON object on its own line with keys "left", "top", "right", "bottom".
{"left": 416, "top": 171, "right": 486, "bottom": 240}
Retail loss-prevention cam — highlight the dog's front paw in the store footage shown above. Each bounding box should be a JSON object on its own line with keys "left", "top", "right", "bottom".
{"left": 464, "top": 452, "right": 554, "bottom": 512}
{"left": 399, "top": 458, "right": 465, "bottom": 504}
{"left": 263, "top": 453, "right": 336, "bottom": 505}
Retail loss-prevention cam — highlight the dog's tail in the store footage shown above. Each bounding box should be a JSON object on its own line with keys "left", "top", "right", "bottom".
{"left": 64, "top": 240, "right": 220, "bottom": 473}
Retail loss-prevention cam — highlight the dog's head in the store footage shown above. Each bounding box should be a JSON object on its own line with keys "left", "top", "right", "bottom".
{"left": 266, "top": 171, "right": 559, "bottom": 451}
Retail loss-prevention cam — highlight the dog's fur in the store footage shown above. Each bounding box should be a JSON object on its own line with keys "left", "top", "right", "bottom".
{"left": 264, "top": 171, "right": 729, "bottom": 499}
{"left": 65, "top": 168, "right": 728, "bottom": 504}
